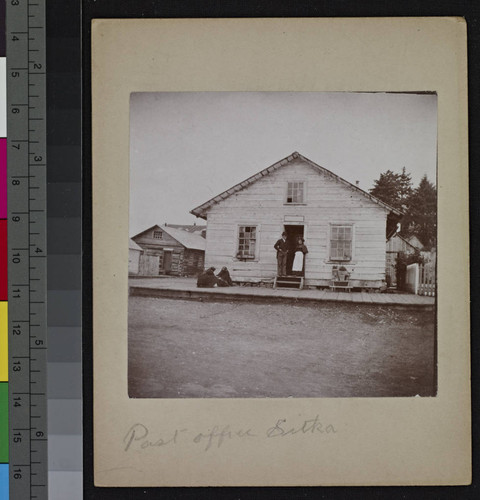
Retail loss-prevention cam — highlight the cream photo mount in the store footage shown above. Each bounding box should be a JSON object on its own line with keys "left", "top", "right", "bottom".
{"left": 92, "top": 18, "right": 470, "bottom": 486}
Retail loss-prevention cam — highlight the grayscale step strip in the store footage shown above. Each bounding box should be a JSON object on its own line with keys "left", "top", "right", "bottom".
{"left": 46, "top": 1, "right": 82, "bottom": 498}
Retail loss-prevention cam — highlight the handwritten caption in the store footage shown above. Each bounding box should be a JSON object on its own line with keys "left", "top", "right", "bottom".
{"left": 123, "top": 415, "right": 337, "bottom": 452}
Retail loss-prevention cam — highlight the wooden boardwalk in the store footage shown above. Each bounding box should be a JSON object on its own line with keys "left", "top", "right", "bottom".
{"left": 129, "top": 277, "right": 435, "bottom": 309}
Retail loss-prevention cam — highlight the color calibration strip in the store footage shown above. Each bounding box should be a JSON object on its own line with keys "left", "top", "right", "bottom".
{"left": 1, "top": 0, "right": 8, "bottom": 497}
{"left": 7, "top": 0, "right": 48, "bottom": 497}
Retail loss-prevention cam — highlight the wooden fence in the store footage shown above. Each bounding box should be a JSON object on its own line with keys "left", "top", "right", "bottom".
{"left": 406, "top": 263, "right": 436, "bottom": 296}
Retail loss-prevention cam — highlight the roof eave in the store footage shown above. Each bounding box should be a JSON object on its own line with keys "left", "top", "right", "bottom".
{"left": 190, "top": 151, "right": 406, "bottom": 218}
{"left": 190, "top": 209, "right": 207, "bottom": 220}
{"left": 131, "top": 224, "right": 161, "bottom": 240}
{"left": 295, "top": 153, "right": 404, "bottom": 217}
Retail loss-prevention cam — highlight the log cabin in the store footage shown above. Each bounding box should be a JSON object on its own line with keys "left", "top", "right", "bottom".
{"left": 190, "top": 152, "right": 402, "bottom": 289}
{"left": 131, "top": 224, "right": 205, "bottom": 276}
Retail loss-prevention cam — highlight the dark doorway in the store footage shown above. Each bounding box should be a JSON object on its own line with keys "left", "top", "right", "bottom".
{"left": 163, "top": 251, "right": 172, "bottom": 274}
{"left": 284, "top": 225, "right": 304, "bottom": 275}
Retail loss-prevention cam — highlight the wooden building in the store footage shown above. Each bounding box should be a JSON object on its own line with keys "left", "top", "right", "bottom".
{"left": 131, "top": 224, "right": 205, "bottom": 276}
{"left": 386, "top": 233, "right": 423, "bottom": 255}
{"left": 386, "top": 233, "right": 424, "bottom": 286}
{"left": 128, "top": 239, "right": 143, "bottom": 275}
{"left": 191, "top": 152, "right": 402, "bottom": 289}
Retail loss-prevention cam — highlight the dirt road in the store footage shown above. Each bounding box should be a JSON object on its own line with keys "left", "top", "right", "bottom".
{"left": 128, "top": 297, "right": 435, "bottom": 398}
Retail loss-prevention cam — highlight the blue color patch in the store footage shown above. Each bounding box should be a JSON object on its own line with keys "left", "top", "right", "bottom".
{"left": 0, "top": 464, "right": 8, "bottom": 500}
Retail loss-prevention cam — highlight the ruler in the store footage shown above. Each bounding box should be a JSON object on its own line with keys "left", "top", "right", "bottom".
{"left": 7, "top": 0, "right": 48, "bottom": 498}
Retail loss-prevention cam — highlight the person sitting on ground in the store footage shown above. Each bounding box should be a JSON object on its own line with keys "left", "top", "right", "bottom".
{"left": 197, "top": 267, "right": 219, "bottom": 288}
{"left": 216, "top": 266, "right": 234, "bottom": 286}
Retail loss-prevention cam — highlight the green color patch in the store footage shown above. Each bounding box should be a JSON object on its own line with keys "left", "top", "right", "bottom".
{"left": 0, "top": 382, "right": 8, "bottom": 462}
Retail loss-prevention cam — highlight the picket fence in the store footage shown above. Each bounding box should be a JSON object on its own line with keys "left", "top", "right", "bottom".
{"left": 406, "top": 262, "right": 436, "bottom": 296}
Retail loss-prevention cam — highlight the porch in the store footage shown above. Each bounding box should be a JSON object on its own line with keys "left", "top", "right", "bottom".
{"left": 129, "top": 277, "right": 435, "bottom": 309}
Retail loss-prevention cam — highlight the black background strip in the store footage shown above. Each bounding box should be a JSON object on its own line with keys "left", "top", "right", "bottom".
{"left": 79, "top": 1, "right": 479, "bottom": 499}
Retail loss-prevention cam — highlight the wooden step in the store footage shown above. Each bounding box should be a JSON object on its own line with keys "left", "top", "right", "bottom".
{"left": 277, "top": 275, "right": 302, "bottom": 282}
{"left": 274, "top": 277, "right": 304, "bottom": 289}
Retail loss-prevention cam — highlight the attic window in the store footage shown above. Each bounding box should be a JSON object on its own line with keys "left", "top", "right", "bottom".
{"left": 153, "top": 231, "right": 163, "bottom": 239}
{"left": 286, "top": 182, "right": 305, "bottom": 204}
{"left": 237, "top": 226, "right": 257, "bottom": 259}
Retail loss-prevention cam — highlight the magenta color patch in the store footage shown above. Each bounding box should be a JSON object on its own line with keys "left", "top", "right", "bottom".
{"left": 0, "top": 139, "right": 5, "bottom": 219}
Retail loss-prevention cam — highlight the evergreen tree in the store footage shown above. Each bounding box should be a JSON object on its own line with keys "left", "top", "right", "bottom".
{"left": 369, "top": 168, "right": 413, "bottom": 212}
{"left": 398, "top": 167, "right": 413, "bottom": 212}
{"left": 370, "top": 169, "right": 436, "bottom": 248}
{"left": 403, "top": 175, "right": 437, "bottom": 249}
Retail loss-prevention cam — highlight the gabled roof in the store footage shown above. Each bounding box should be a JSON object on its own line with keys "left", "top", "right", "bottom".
{"left": 166, "top": 223, "right": 206, "bottom": 233}
{"left": 190, "top": 152, "right": 403, "bottom": 219}
{"left": 161, "top": 225, "right": 206, "bottom": 251}
{"left": 406, "top": 235, "right": 424, "bottom": 250}
{"left": 388, "top": 233, "right": 423, "bottom": 251}
{"left": 132, "top": 225, "right": 206, "bottom": 251}
{"left": 129, "top": 239, "right": 143, "bottom": 251}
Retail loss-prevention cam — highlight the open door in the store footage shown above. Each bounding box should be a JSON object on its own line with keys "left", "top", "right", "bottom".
{"left": 284, "top": 225, "right": 304, "bottom": 275}
{"left": 163, "top": 251, "right": 172, "bottom": 274}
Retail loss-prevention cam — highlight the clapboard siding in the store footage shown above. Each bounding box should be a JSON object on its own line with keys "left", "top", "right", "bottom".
{"left": 201, "top": 157, "right": 389, "bottom": 287}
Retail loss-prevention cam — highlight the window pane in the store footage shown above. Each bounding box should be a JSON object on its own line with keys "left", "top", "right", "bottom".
{"left": 287, "top": 182, "right": 304, "bottom": 203}
{"left": 345, "top": 242, "right": 352, "bottom": 258}
{"left": 330, "top": 225, "right": 353, "bottom": 260}
{"left": 238, "top": 226, "right": 256, "bottom": 258}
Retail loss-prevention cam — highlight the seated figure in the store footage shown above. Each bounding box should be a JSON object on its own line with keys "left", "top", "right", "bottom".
{"left": 197, "top": 267, "right": 218, "bottom": 288}
{"left": 216, "top": 266, "right": 234, "bottom": 286}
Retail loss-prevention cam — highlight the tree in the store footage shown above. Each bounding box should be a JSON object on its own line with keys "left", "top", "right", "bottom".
{"left": 370, "top": 169, "right": 436, "bottom": 248}
{"left": 398, "top": 167, "right": 414, "bottom": 212}
{"left": 369, "top": 167, "right": 413, "bottom": 212}
{"left": 402, "top": 175, "right": 437, "bottom": 249}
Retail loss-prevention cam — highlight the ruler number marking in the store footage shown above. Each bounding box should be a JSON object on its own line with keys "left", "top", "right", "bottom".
{"left": 8, "top": 0, "right": 48, "bottom": 498}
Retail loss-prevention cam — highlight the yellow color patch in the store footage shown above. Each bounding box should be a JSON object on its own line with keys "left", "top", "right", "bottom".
{"left": 0, "top": 302, "right": 7, "bottom": 381}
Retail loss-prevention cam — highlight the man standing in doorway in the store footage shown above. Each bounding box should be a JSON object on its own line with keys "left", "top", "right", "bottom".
{"left": 274, "top": 232, "right": 289, "bottom": 276}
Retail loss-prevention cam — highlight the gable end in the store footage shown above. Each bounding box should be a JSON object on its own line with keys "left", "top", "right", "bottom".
{"left": 190, "top": 152, "right": 403, "bottom": 219}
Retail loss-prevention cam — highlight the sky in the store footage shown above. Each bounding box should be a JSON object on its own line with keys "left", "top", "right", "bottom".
{"left": 129, "top": 92, "right": 437, "bottom": 236}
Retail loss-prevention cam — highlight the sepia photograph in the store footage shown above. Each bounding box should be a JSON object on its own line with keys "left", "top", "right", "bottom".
{"left": 93, "top": 18, "right": 469, "bottom": 487}
{"left": 128, "top": 91, "right": 437, "bottom": 399}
